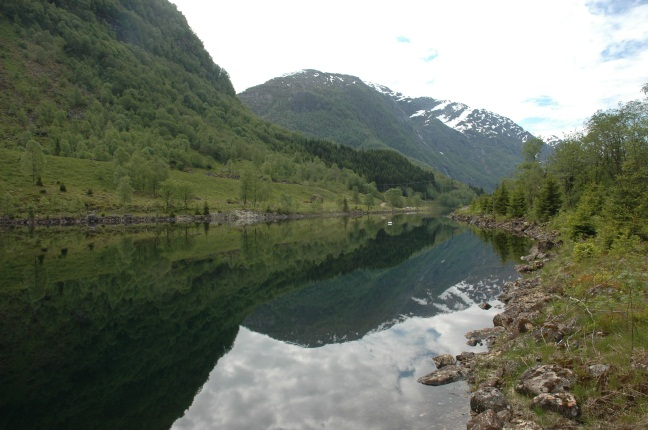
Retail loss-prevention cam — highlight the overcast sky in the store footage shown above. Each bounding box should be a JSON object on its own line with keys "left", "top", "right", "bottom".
{"left": 168, "top": 0, "right": 648, "bottom": 138}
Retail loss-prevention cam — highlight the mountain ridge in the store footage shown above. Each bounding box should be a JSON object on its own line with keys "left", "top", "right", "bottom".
{"left": 239, "top": 69, "right": 539, "bottom": 191}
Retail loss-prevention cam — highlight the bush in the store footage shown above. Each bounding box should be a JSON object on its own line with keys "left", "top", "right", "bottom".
{"left": 573, "top": 241, "right": 600, "bottom": 261}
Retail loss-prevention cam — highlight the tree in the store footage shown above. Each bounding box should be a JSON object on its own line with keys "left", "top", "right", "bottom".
{"left": 535, "top": 176, "right": 562, "bottom": 221}
{"left": 384, "top": 188, "right": 404, "bottom": 208}
{"left": 176, "top": 181, "right": 195, "bottom": 210}
{"left": 522, "top": 137, "right": 544, "bottom": 163}
{"left": 508, "top": 187, "right": 527, "bottom": 218}
{"left": 116, "top": 175, "right": 133, "bottom": 205}
{"left": 239, "top": 170, "right": 256, "bottom": 206}
{"left": 549, "top": 137, "right": 588, "bottom": 208}
{"left": 159, "top": 179, "right": 178, "bottom": 211}
{"left": 364, "top": 194, "right": 375, "bottom": 211}
{"left": 493, "top": 182, "right": 510, "bottom": 216}
{"left": 21, "top": 140, "right": 46, "bottom": 184}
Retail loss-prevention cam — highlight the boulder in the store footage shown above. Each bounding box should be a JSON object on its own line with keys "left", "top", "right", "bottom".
{"left": 432, "top": 353, "right": 456, "bottom": 369}
{"left": 465, "top": 326, "right": 505, "bottom": 346}
{"left": 531, "top": 392, "right": 580, "bottom": 420}
{"left": 470, "top": 387, "right": 509, "bottom": 413}
{"left": 456, "top": 351, "right": 476, "bottom": 363}
{"left": 466, "top": 409, "right": 504, "bottom": 430}
{"left": 417, "top": 365, "right": 465, "bottom": 386}
{"left": 516, "top": 364, "right": 574, "bottom": 396}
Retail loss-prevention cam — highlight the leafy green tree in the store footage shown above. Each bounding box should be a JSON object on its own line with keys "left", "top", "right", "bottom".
{"left": 364, "top": 194, "right": 375, "bottom": 211}
{"left": 159, "top": 179, "right": 178, "bottom": 211}
{"left": 239, "top": 170, "right": 255, "bottom": 206}
{"left": 21, "top": 140, "right": 46, "bottom": 184}
{"left": 176, "top": 181, "right": 195, "bottom": 210}
{"left": 522, "top": 137, "right": 544, "bottom": 163}
{"left": 549, "top": 137, "right": 588, "bottom": 208}
{"left": 117, "top": 175, "right": 133, "bottom": 205}
{"left": 384, "top": 188, "right": 404, "bottom": 208}
{"left": 351, "top": 186, "right": 361, "bottom": 204}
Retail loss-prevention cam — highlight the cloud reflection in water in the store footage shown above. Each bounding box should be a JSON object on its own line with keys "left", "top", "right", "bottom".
{"left": 172, "top": 303, "right": 500, "bottom": 430}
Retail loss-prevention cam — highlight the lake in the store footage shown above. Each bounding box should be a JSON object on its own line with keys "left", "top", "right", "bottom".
{"left": 0, "top": 215, "right": 530, "bottom": 430}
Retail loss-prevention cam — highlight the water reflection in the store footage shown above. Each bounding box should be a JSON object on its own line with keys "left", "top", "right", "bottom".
{"left": 0, "top": 215, "right": 528, "bottom": 430}
{"left": 173, "top": 305, "right": 501, "bottom": 430}
{"left": 243, "top": 229, "right": 526, "bottom": 347}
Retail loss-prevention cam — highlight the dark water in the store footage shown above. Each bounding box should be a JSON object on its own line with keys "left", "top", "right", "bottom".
{"left": 0, "top": 215, "right": 530, "bottom": 430}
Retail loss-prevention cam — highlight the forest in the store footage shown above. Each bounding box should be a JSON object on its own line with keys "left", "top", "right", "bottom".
{"left": 0, "top": 0, "right": 474, "bottom": 220}
{"left": 472, "top": 84, "right": 648, "bottom": 247}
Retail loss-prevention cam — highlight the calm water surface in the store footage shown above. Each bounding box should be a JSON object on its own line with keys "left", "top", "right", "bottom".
{"left": 0, "top": 215, "right": 529, "bottom": 430}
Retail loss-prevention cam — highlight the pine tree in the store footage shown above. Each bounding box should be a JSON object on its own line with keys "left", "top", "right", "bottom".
{"left": 493, "top": 182, "right": 510, "bottom": 216}
{"left": 508, "top": 187, "right": 527, "bottom": 218}
{"left": 535, "top": 176, "right": 562, "bottom": 221}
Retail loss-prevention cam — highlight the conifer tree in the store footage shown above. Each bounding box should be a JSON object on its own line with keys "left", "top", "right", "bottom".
{"left": 535, "top": 176, "right": 562, "bottom": 221}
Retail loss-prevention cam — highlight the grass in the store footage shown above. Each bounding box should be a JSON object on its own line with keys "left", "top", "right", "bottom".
{"left": 479, "top": 234, "right": 648, "bottom": 428}
{"left": 0, "top": 148, "right": 422, "bottom": 219}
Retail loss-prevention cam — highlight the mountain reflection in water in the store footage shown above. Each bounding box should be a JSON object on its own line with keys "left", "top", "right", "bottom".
{"left": 0, "top": 215, "right": 529, "bottom": 430}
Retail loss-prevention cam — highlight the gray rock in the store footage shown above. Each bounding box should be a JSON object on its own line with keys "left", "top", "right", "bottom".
{"left": 516, "top": 364, "right": 574, "bottom": 396}
{"left": 417, "top": 365, "right": 465, "bottom": 386}
{"left": 503, "top": 419, "right": 544, "bottom": 429}
{"left": 456, "top": 351, "right": 476, "bottom": 363}
{"left": 432, "top": 353, "right": 456, "bottom": 369}
{"left": 588, "top": 364, "right": 610, "bottom": 378}
{"left": 465, "top": 326, "right": 505, "bottom": 346}
{"left": 531, "top": 392, "right": 580, "bottom": 420}
{"left": 470, "top": 386, "right": 509, "bottom": 413}
{"left": 467, "top": 409, "right": 504, "bottom": 430}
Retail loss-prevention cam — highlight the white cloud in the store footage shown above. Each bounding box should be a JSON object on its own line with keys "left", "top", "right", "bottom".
{"left": 169, "top": 0, "right": 648, "bottom": 137}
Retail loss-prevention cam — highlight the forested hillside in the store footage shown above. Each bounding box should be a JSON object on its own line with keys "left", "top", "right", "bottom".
{"left": 0, "top": 0, "right": 472, "bottom": 219}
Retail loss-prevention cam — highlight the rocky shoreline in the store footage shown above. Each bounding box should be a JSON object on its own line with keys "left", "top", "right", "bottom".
{"left": 416, "top": 214, "right": 584, "bottom": 429}
{"left": 0, "top": 209, "right": 371, "bottom": 229}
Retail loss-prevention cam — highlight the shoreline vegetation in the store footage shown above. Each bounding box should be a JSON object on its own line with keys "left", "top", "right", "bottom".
{"left": 420, "top": 212, "right": 647, "bottom": 430}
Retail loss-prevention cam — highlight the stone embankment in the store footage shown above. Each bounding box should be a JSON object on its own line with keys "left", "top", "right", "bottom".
{"left": 0, "top": 209, "right": 367, "bottom": 228}
{"left": 417, "top": 214, "right": 582, "bottom": 429}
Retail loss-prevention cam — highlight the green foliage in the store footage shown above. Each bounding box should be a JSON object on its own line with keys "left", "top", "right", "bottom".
{"left": 535, "top": 175, "right": 562, "bottom": 221}
{"left": 20, "top": 139, "right": 46, "bottom": 184}
{"left": 364, "top": 193, "right": 375, "bottom": 211}
{"left": 572, "top": 240, "right": 600, "bottom": 261}
{"left": 493, "top": 181, "right": 510, "bottom": 216}
{"left": 116, "top": 175, "right": 133, "bottom": 205}
{"left": 508, "top": 187, "right": 527, "bottom": 218}
{"left": 384, "top": 188, "right": 404, "bottom": 208}
{"left": 0, "top": 2, "right": 461, "bottom": 215}
{"left": 176, "top": 181, "right": 195, "bottom": 210}
{"left": 522, "top": 137, "right": 544, "bottom": 163}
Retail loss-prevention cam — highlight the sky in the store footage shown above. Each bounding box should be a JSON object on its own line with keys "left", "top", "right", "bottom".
{"left": 168, "top": 0, "right": 648, "bottom": 138}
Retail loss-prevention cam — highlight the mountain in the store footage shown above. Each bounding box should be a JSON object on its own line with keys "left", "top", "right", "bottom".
{"left": 239, "top": 69, "right": 536, "bottom": 191}
{"left": 0, "top": 1, "right": 467, "bottom": 217}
